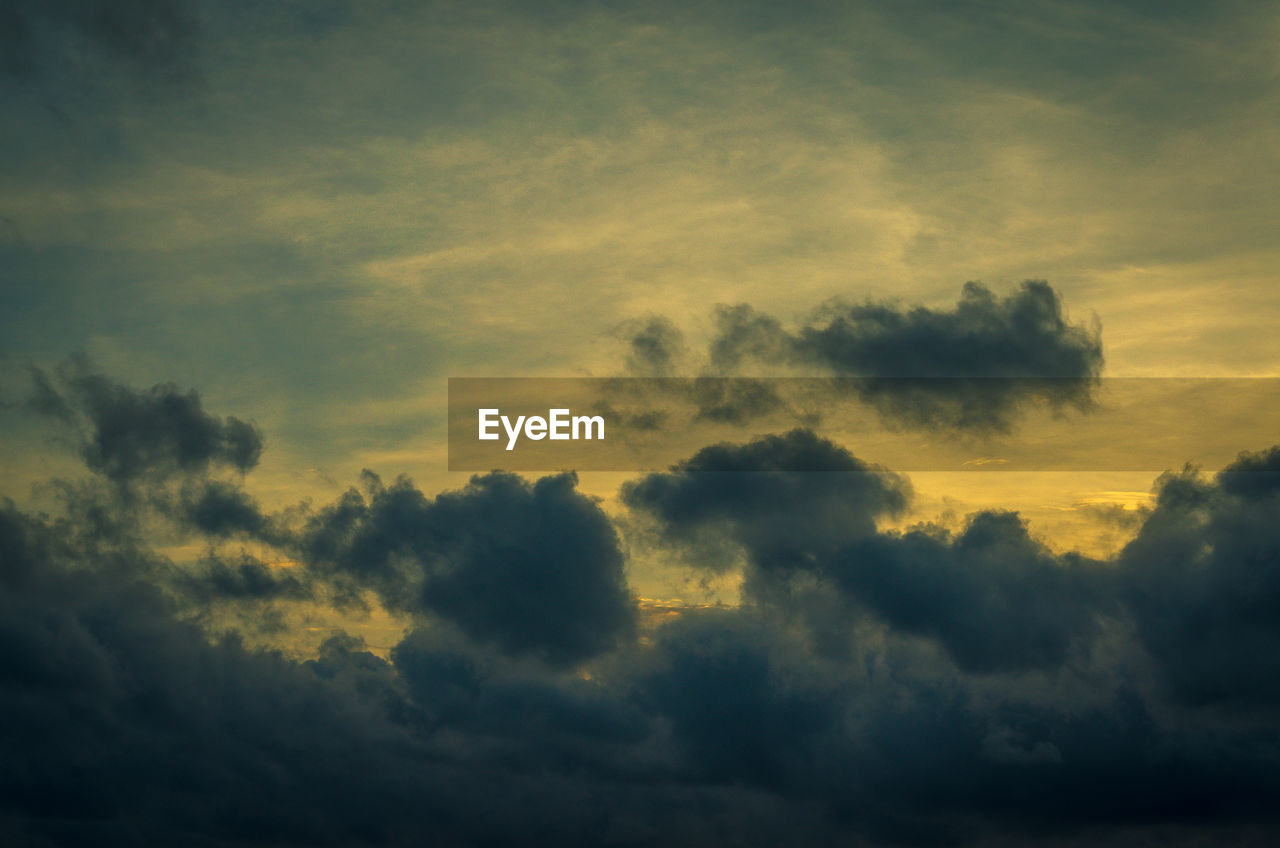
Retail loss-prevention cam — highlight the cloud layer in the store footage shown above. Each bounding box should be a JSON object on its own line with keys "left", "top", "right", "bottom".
{"left": 6, "top": 368, "right": 1280, "bottom": 845}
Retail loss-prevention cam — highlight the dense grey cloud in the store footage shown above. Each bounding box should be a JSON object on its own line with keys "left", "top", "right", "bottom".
{"left": 30, "top": 359, "right": 262, "bottom": 482}
{"left": 633, "top": 281, "right": 1104, "bottom": 431}
{"left": 791, "top": 281, "right": 1102, "bottom": 381}
{"left": 1119, "top": 451, "right": 1280, "bottom": 710}
{"left": 831, "top": 511, "right": 1109, "bottom": 672}
{"left": 303, "top": 469, "right": 636, "bottom": 667}
{"left": 175, "top": 479, "right": 272, "bottom": 537}
{"left": 623, "top": 429, "right": 910, "bottom": 573}
{"left": 637, "top": 608, "right": 845, "bottom": 789}
{"left": 625, "top": 430, "right": 1105, "bottom": 671}
{"left": 0, "top": 497, "right": 831, "bottom": 847}
{"left": 9, "top": 367, "right": 1280, "bottom": 845}
{"left": 173, "top": 552, "right": 312, "bottom": 606}
{"left": 794, "top": 281, "right": 1103, "bottom": 430}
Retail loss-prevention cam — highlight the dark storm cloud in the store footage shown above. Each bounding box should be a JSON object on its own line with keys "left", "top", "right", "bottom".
{"left": 172, "top": 552, "right": 312, "bottom": 606}
{"left": 791, "top": 281, "right": 1102, "bottom": 383}
{"left": 8, "top": 479, "right": 1280, "bottom": 848}
{"left": 1118, "top": 451, "right": 1280, "bottom": 710}
{"left": 788, "top": 281, "right": 1101, "bottom": 430}
{"left": 637, "top": 281, "right": 1104, "bottom": 431}
{"left": 830, "top": 511, "right": 1109, "bottom": 672}
{"left": 637, "top": 608, "right": 844, "bottom": 789}
{"left": 303, "top": 469, "right": 636, "bottom": 666}
{"left": 633, "top": 606, "right": 1280, "bottom": 845}
{"left": 29, "top": 359, "right": 263, "bottom": 482}
{"left": 622, "top": 429, "right": 911, "bottom": 572}
{"left": 0, "top": 501, "right": 462, "bottom": 848}
{"left": 625, "top": 429, "right": 1105, "bottom": 672}
{"left": 11, "top": 364, "right": 1280, "bottom": 845}
{"left": 175, "top": 479, "right": 272, "bottom": 538}
{"left": 0, "top": 498, "right": 831, "bottom": 847}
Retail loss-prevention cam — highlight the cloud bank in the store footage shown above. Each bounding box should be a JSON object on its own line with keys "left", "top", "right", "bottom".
{"left": 6, "top": 366, "right": 1280, "bottom": 845}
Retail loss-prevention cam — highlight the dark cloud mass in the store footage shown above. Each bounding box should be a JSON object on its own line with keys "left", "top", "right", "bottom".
{"left": 8, "top": 366, "right": 1280, "bottom": 846}
{"left": 633, "top": 281, "right": 1105, "bottom": 431}
{"left": 303, "top": 469, "right": 636, "bottom": 666}
{"left": 176, "top": 479, "right": 271, "bottom": 537}
{"left": 792, "top": 281, "right": 1102, "bottom": 382}
{"left": 1119, "top": 452, "right": 1280, "bottom": 710}
{"left": 623, "top": 429, "right": 911, "bottom": 573}
{"left": 29, "top": 359, "right": 263, "bottom": 481}
{"left": 831, "top": 511, "right": 1108, "bottom": 672}
{"left": 626, "top": 431, "right": 1104, "bottom": 671}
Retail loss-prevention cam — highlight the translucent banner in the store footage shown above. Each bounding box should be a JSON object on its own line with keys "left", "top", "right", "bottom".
{"left": 447, "top": 377, "right": 1280, "bottom": 472}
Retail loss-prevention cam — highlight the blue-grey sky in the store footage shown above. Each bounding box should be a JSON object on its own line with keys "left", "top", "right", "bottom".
{"left": 4, "top": 0, "right": 1278, "bottom": 492}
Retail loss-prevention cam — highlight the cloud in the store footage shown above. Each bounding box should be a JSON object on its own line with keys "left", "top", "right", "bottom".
{"left": 791, "top": 281, "right": 1104, "bottom": 431}
{"left": 625, "top": 429, "right": 1106, "bottom": 672}
{"left": 29, "top": 358, "right": 263, "bottom": 482}
{"left": 792, "top": 281, "right": 1102, "bottom": 381}
{"left": 637, "top": 281, "right": 1104, "bottom": 431}
{"left": 302, "top": 469, "right": 636, "bottom": 667}
{"left": 10, "top": 364, "right": 1280, "bottom": 844}
{"left": 1119, "top": 452, "right": 1280, "bottom": 710}
{"left": 618, "top": 315, "right": 797, "bottom": 424}
{"left": 623, "top": 316, "right": 687, "bottom": 378}
{"left": 637, "top": 608, "right": 844, "bottom": 788}
{"left": 622, "top": 429, "right": 911, "bottom": 575}
{"left": 172, "top": 552, "right": 312, "bottom": 606}
{"left": 174, "top": 479, "right": 271, "bottom": 537}
{"left": 829, "top": 511, "right": 1109, "bottom": 672}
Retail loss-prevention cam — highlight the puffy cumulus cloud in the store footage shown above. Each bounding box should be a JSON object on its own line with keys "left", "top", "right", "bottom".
{"left": 626, "top": 430, "right": 1104, "bottom": 672}
{"left": 29, "top": 358, "right": 262, "bottom": 482}
{"left": 629, "top": 606, "right": 1280, "bottom": 846}
{"left": 830, "top": 511, "right": 1110, "bottom": 672}
{"left": 622, "top": 429, "right": 911, "bottom": 569}
{"left": 793, "top": 281, "right": 1103, "bottom": 431}
{"left": 631, "top": 281, "right": 1104, "bottom": 431}
{"left": 1119, "top": 450, "right": 1280, "bottom": 711}
{"left": 790, "top": 281, "right": 1102, "bottom": 382}
{"left": 302, "top": 469, "right": 636, "bottom": 667}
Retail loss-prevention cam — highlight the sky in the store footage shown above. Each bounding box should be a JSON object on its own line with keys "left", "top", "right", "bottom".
{"left": 3, "top": 0, "right": 1280, "bottom": 845}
